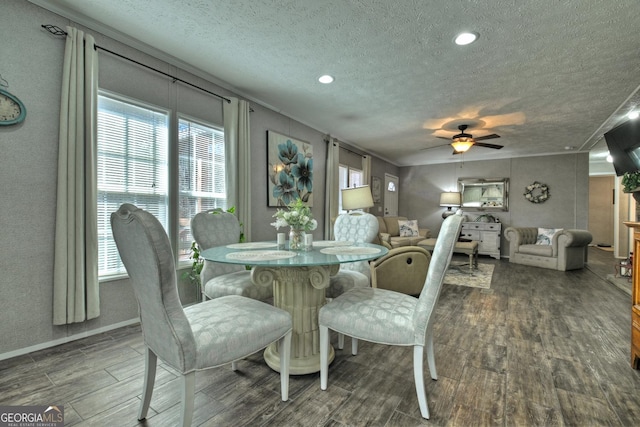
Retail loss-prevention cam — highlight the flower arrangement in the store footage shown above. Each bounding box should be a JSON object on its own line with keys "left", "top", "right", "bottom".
{"left": 271, "top": 198, "right": 318, "bottom": 232}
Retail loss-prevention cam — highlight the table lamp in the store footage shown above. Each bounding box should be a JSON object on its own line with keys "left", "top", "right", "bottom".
{"left": 440, "top": 191, "right": 461, "bottom": 218}
{"left": 342, "top": 185, "right": 374, "bottom": 214}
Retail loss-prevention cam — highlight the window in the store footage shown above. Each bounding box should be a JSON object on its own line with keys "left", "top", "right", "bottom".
{"left": 97, "top": 93, "right": 169, "bottom": 277}
{"left": 96, "top": 93, "right": 228, "bottom": 277}
{"left": 338, "top": 165, "right": 363, "bottom": 212}
{"left": 177, "top": 118, "right": 227, "bottom": 261}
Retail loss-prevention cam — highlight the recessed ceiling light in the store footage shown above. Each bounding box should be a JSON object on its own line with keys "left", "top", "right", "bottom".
{"left": 628, "top": 110, "right": 639, "bottom": 120}
{"left": 318, "top": 75, "right": 334, "bottom": 84}
{"left": 454, "top": 32, "right": 479, "bottom": 46}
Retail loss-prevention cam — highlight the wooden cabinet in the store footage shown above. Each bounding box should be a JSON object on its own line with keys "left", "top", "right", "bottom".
{"left": 461, "top": 222, "right": 501, "bottom": 259}
{"left": 624, "top": 221, "right": 640, "bottom": 369}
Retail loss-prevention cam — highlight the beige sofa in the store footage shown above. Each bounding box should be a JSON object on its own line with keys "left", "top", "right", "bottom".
{"left": 374, "top": 216, "right": 430, "bottom": 249}
{"left": 504, "top": 227, "right": 592, "bottom": 271}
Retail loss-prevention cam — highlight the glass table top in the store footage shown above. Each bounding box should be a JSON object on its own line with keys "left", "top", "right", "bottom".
{"left": 200, "top": 241, "right": 388, "bottom": 267}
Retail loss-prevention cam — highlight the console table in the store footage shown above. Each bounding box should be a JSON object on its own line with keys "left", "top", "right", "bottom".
{"left": 623, "top": 221, "right": 640, "bottom": 369}
{"left": 460, "top": 222, "right": 501, "bottom": 259}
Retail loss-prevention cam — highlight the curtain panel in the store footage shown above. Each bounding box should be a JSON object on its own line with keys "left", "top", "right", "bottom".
{"left": 53, "top": 27, "right": 99, "bottom": 325}
{"left": 223, "top": 98, "right": 251, "bottom": 240}
{"left": 324, "top": 137, "right": 340, "bottom": 240}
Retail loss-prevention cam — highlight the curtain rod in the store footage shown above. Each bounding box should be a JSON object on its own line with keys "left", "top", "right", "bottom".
{"left": 325, "top": 135, "right": 367, "bottom": 158}
{"left": 42, "top": 24, "right": 237, "bottom": 106}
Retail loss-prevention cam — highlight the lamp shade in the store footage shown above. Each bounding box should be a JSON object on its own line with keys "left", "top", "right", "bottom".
{"left": 439, "top": 191, "right": 461, "bottom": 207}
{"left": 342, "top": 185, "right": 374, "bottom": 210}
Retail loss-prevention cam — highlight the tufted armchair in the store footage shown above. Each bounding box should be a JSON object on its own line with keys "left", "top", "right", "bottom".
{"left": 326, "top": 212, "right": 379, "bottom": 298}
{"left": 504, "top": 227, "right": 592, "bottom": 271}
{"left": 111, "top": 204, "right": 292, "bottom": 427}
{"left": 319, "top": 212, "right": 464, "bottom": 419}
{"left": 191, "top": 211, "right": 272, "bottom": 302}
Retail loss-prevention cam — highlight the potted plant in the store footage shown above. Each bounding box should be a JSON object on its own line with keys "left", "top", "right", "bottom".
{"left": 622, "top": 171, "right": 640, "bottom": 193}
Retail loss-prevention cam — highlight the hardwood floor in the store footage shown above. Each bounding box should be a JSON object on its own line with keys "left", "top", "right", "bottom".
{"left": 2, "top": 248, "right": 640, "bottom": 426}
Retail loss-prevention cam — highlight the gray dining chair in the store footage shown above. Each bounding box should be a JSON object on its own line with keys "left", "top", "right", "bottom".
{"left": 319, "top": 212, "right": 463, "bottom": 419}
{"left": 191, "top": 210, "right": 273, "bottom": 302}
{"left": 111, "top": 204, "right": 292, "bottom": 427}
{"left": 327, "top": 212, "right": 379, "bottom": 298}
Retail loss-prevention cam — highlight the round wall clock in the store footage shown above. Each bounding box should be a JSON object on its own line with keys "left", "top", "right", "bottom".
{"left": 0, "top": 88, "right": 27, "bottom": 126}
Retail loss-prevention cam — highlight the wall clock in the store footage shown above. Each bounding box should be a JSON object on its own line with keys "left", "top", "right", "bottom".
{"left": 0, "top": 88, "right": 27, "bottom": 126}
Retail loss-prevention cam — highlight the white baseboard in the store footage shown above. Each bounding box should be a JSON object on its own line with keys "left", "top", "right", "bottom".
{"left": 0, "top": 318, "right": 140, "bottom": 362}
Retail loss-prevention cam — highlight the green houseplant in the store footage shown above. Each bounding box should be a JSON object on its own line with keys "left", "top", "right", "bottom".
{"left": 622, "top": 171, "right": 640, "bottom": 193}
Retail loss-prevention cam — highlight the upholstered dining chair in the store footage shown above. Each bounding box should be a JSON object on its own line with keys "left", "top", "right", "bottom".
{"left": 370, "top": 246, "right": 431, "bottom": 296}
{"left": 327, "top": 212, "right": 379, "bottom": 298}
{"left": 191, "top": 210, "right": 273, "bottom": 302}
{"left": 319, "top": 212, "right": 463, "bottom": 420}
{"left": 111, "top": 204, "right": 292, "bottom": 427}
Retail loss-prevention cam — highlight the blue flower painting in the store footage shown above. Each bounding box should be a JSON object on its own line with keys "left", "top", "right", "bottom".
{"left": 267, "top": 131, "right": 313, "bottom": 207}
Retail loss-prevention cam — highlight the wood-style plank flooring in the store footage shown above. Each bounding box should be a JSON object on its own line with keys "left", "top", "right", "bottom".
{"left": 2, "top": 248, "right": 640, "bottom": 426}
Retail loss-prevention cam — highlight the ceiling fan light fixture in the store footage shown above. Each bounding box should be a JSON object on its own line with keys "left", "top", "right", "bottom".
{"left": 454, "top": 32, "right": 478, "bottom": 46}
{"left": 451, "top": 137, "right": 474, "bottom": 153}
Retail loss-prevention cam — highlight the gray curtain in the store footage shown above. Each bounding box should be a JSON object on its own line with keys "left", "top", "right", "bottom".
{"left": 53, "top": 27, "right": 99, "bottom": 325}
{"left": 324, "top": 136, "right": 340, "bottom": 239}
{"left": 223, "top": 98, "right": 251, "bottom": 240}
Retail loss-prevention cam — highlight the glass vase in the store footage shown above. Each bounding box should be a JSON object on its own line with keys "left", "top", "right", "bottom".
{"left": 289, "top": 227, "right": 304, "bottom": 250}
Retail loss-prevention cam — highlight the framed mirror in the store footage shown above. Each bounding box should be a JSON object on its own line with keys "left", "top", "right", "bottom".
{"left": 458, "top": 178, "right": 509, "bottom": 211}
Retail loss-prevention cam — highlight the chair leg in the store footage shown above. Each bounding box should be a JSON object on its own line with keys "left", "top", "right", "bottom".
{"left": 138, "top": 347, "right": 157, "bottom": 421}
{"left": 320, "top": 325, "right": 329, "bottom": 390}
{"left": 279, "top": 330, "right": 292, "bottom": 401}
{"left": 352, "top": 337, "right": 358, "bottom": 355}
{"left": 413, "top": 345, "right": 430, "bottom": 420}
{"left": 338, "top": 333, "right": 344, "bottom": 349}
{"left": 180, "top": 372, "right": 195, "bottom": 427}
{"left": 426, "top": 332, "right": 437, "bottom": 380}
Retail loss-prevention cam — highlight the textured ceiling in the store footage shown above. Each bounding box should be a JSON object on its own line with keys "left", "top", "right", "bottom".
{"left": 32, "top": 0, "right": 640, "bottom": 169}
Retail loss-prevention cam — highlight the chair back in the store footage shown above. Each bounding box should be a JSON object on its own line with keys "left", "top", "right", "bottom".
{"left": 334, "top": 213, "right": 379, "bottom": 276}
{"left": 191, "top": 211, "right": 245, "bottom": 283}
{"left": 111, "top": 204, "right": 196, "bottom": 372}
{"left": 370, "top": 246, "right": 431, "bottom": 295}
{"left": 412, "top": 212, "right": 464, "bottom": 345}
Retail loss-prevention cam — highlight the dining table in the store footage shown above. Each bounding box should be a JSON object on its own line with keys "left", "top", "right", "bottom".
{"left": 200, "top": 240, "right": 388, "bottom": 375}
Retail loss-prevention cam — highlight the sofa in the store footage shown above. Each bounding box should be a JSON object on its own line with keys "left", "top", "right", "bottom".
{"left": 504, "top": 227, "right": 593, "bottom": 271}
{"left": 374, "top": 216, "right": 430, "bottom": 249}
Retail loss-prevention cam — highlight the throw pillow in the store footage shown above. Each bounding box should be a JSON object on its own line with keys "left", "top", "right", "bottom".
{"left": 536, "top": 227, "right": 562, "bottom": 245}
{"left": 398, "top": 219, "right": 419, "bottom": 237}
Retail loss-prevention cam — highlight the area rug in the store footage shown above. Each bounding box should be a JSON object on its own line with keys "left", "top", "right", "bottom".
{"left": 443, "top": 263, "right": 494, "bottom": 289}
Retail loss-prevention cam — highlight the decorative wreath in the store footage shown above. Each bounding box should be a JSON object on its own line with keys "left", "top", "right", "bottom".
{"left": 524, "top": 181, "right": 549, "bottom": 203}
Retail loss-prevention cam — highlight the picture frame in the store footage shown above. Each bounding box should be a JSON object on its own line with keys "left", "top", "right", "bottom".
{"left": 267, "top": 130, "right": 313, "bottom": 207}
{"left": 371, "top": 176, "right": 382, "bottom": 203}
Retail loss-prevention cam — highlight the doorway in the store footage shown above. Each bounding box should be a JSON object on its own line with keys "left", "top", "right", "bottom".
{"left": 384, "top": 173, "right": 399, "bottom": 216}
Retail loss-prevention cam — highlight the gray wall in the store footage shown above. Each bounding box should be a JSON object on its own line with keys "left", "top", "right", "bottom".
{"left": 399, "top": 153, "right": 590, "bottom": 256}
{"left": 0, "top": 1, "right": 398, "bottom": 357}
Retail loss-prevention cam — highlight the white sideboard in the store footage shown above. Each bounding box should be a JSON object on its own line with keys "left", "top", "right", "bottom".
{"left": 460, "top": 222, "right": 501, "bottom": 259}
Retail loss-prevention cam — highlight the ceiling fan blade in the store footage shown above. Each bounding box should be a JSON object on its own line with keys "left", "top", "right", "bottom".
{"left": 436, "top": 136, "right": 451, "bottom": 140}
{"left": 474, "top": 133, "right": 500, "bottom": 141}
{"left": 421, "top": 143, "right": 452, "bottom": 151}
{"left": 475, "top": 142, "right": 504, "bottom": 149}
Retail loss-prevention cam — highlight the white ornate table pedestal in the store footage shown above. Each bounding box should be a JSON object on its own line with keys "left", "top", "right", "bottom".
{"left": 252, "top": 264, "right": 339, "bottom": 375}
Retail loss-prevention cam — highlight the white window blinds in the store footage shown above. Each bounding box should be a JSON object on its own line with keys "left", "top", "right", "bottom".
{"left": 177, "top": 119, "right": 227, "bottom": 261}
{"left": 97, "top": 94, "right": 169, "bottom": 277}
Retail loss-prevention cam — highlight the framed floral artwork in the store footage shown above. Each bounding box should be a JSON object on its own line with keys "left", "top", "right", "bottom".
{"left": 267, "top": 130, "right": 313, "bottom": 207}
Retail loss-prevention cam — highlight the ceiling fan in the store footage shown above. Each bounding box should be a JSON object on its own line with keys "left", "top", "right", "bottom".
{"left": 437, "top": 124, "right": 503, "bottom": 154}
